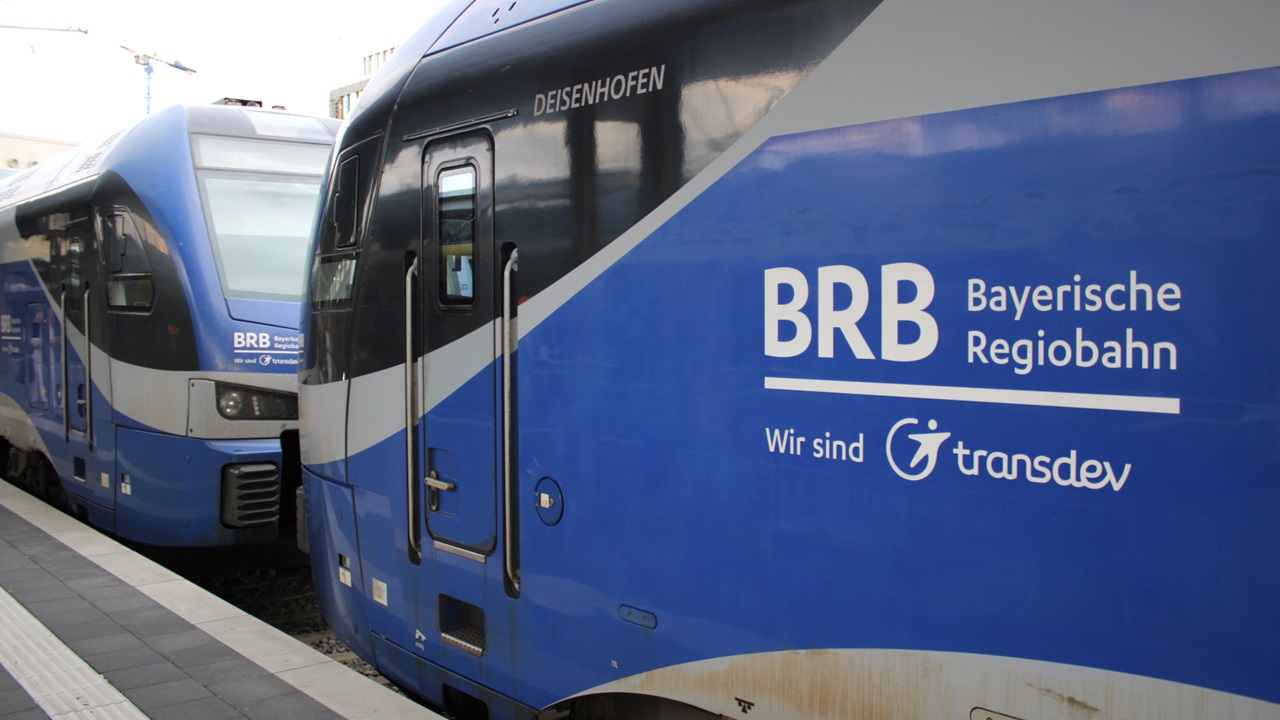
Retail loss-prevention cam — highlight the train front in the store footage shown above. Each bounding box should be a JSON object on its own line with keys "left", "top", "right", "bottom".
{"left": 109, "top": 105, "right": 339, "bottom": 546}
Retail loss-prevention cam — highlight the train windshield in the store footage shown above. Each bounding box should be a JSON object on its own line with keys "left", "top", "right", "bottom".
{"left": 193, "top": 135, "right": 331, "bottom": 302}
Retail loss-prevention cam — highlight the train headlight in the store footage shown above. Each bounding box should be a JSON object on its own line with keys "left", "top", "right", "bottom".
{"left": 215, "top": 383, "right": 298, "bottom": 420}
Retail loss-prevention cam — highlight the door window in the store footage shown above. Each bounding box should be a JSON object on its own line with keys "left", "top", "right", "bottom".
{"left": 437, "top": 166, "right": 477, "bottom": 305}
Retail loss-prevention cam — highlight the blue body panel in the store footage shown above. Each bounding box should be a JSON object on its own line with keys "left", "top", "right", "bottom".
{"left": 528, "top": 68, "right": 1280, "bottom": 700}
{"left": 115, "top": 430, "right": 281, "bottom": 546}
{"left": 304, "top": 468, "right": 373, "bottom": 657}
{"left": 423, "top": 366, "right": 499, "bottom": 554}
{"left": 315, "top": 66, "right": 1280, "bottom": 713}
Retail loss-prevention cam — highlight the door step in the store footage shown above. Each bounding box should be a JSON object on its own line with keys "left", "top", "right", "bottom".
{"left": 441, "top": 626, "right": 485, "bottom": 656}
{"left": 439, "top": 594, "right": 485, "bottom": 656}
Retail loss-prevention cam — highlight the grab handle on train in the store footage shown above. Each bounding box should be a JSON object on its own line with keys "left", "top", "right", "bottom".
{"left": 502, "top": 248, "right": 520, "bottom": 593}
{"left": 60, "top": 288, "right": 69, "bottom": 443}
{"left": 404, "top": 256, "right": 421, "bottom": 561}
{"left": 83, "top": 285, "right": 92, "bottom": 451}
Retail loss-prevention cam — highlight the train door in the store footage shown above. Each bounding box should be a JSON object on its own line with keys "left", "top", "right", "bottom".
{"left": 411, "top": 131, "right": 523, "bottom": 674}
{"left": 62, "top": 232, "right": 88, "bottom": 438}
{"left": 57, "top": 211, "right": 112, "bottom": 514}
{"left": 418, "top": 133, "right": 499, "bottom": 558}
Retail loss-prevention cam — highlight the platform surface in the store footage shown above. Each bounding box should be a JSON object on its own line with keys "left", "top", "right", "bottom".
{"left": 0, "top": 483, "right": 436, "bottom": 719}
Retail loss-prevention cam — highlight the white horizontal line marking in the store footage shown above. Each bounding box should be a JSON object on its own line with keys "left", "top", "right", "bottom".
{"left": 764, "top": 377, "right": 1180, "bottom": 415}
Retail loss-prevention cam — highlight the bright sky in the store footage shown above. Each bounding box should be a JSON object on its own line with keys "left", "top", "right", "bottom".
{"left": 0, "top": 0, "right": 450, "bottom": 144}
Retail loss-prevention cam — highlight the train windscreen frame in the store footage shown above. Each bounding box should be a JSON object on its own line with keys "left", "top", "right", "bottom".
{"left": 193, "top": 135, "right": 330, "bottom": 302}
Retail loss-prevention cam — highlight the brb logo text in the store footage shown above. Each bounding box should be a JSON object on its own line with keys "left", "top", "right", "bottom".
{"left": 765, "top": 263, "right": 937, "bottom": 361}
{"left": 234, "top": 332, "right": 272, "bottom": 349}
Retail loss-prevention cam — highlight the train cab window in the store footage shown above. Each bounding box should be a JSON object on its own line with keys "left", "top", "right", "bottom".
{"left": 310, "top": 255, "right": 357, "bottom": 309}
{"left": 106, "top": 278, "right": 154, "bottom": 310}
{"left": 438, "top": 166, "right": 476, "bottom": 305}
{"left": 193, "top": 135, "right": 330, "bottom": 302}
{"left": 100, "top": 212, "right": 154, "bottom": 311}
{"left": 334, "top": 156, "right": 359, "bottom": 248}
{"left": 103, "top": 215, "right": 127, "bottom": 272}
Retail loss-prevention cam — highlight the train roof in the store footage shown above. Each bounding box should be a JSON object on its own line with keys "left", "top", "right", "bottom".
{"left": 0, "top": 104, "right": 340, "bottom": 211}
{"left": 343, "top": 0, "right": 589, "bottom": 125}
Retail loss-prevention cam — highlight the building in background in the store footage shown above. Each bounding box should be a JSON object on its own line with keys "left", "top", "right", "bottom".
{"left": 0, "top": 132, "right": 77, "bottom": 180}
{"left": 329, "top": 47, "right": 397, "bottom": 120}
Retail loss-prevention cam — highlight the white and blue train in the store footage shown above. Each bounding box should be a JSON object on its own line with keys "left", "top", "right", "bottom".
{"left": 0, "top": 104, "right": 339, "bottom": 546}
{"left": 298, "top": 0, "right": 1280, "bottom": 717}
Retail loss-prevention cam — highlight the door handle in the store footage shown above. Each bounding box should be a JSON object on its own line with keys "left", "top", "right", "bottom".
{"left": 426, "top": 470, "right": 454, "bottom": 511}
{"left": 425, "top": 475, "right": 455, "bottom": 492}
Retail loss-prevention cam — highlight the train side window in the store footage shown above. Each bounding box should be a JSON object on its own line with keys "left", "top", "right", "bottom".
{"left": 103, "top": 215, "right": 126, "bottom": 273}
{"left": 310, "top": 254, "right": 358, "bottom": 309}
{"left": 107, "top": 275, "right": 155, "bottom": 310}
{"left": 101, "top": 211, "right": 154, "bottom": 311}
{"left": 334, "top": 156, "right": 359, "bottom": 248}
{"left": 438, "top": 166, "right": 476, "bottom": 305}
{"left": 66, "top": 238, "right": 83, "bottom": 289}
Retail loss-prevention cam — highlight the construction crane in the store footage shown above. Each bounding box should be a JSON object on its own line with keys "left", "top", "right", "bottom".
{"left": 119, "top": 46, "right": 196, "bottom": 114}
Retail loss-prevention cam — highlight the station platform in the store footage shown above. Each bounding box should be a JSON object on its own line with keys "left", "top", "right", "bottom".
{"left": 0, "top": 483, "right": 438, "bottom": 719}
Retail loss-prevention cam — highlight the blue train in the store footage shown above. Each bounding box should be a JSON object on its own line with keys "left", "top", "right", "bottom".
{"left": 0, "top": 104, "right": 338, "bottom": 547}
{"left": 298, "top": 0, "right": 1280, "bottom": 717}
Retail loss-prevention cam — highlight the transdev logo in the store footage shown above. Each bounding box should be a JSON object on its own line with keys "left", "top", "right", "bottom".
{"left": 884, "top": 417, "right": 1131, "bottom": 491}
{"left": 885, "top": 418, "right": 950, "bottom": 481}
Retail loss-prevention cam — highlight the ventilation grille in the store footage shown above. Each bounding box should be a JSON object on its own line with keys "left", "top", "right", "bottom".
{"left": 0, "top": 167, "right": 38, "bottom": 204}
{"left": 220, "top": 463, "right": 280, "bottom": 528}
{"left": 74, "top": 152, "right": 102, "bottom": 174}
{"left": 72, "top": 131, "right": 124, "bottom": 174}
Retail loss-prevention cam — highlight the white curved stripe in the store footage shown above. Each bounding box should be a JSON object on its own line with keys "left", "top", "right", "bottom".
{"left": 0, "top": 251, "right": 292, "bottom": 446}
{"left": 0, "top": 392, "right": 50, "bottom": 456}
{"left": 0, "top": 205, "right": 23, "bottom": 262}
{"left": 569, "top": 648, "right": 1277, "bottom": 720}
{"left": 299, "top": 377, "right": 347, "bottom": 467}
{"left": 110, "top": 359, "right": 298, "bottom": 437}
{"left": 337, "top": 364, "right": 401, "bottom": 467}
{"left": 770, "top": 0, "right": 1280, "bottom": 139}
{"left": 322, "top": 320, "right": 496, "bottom": 466}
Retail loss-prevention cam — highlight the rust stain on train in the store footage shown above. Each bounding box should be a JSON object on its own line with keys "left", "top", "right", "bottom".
{"left": 624, "top": 649, "right": 933, "bottom": 719}
{"left": 1027, "top": 683, "right": 1101, "bottom": 714}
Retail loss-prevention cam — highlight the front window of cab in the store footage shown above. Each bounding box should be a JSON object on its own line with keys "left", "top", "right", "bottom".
{"left": 193, "top": 135, "right": 331, "bottom": 302}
